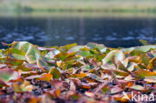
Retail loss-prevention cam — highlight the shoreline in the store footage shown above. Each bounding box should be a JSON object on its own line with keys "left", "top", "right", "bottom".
{"left": 0, "top": 11, "right": 156, "bottom": 19}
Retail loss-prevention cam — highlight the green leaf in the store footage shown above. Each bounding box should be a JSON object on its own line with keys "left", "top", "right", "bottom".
{"left": 123, "top": 45, "right": 156, "bottom": 53}
{"left": 0, "top": 69, "right": 19, "bottom": 82}
{"left": 59, "top": 43, "right": 77, "bottom": 51}
{"left": 68, "top": 46, "right": 84, "bottom": 53}
{"left": 130, "top": 85, "right": 145, "bottom": 91}
{"left": 87, "top": 42, "right": 107, "bottom": 53}
{"left": 11, "top": 41, "right": 41, "bottom": 64}
{"left": 78, "top": 51, "right": 93, "bottom": 57}
{"left": 102, "top": 50, "right": 125, "bottom": 65}
{"left": 134, "top": 69, "right": 156, "bottom": 79}
{"left": 45, "top": 49, "right": 60, "bottom": 59}
{"left": 49, "top": 68, "right": 61, "bottom": 79}
{"left": 139, "top": 40, "right": 149, "bottom": 45}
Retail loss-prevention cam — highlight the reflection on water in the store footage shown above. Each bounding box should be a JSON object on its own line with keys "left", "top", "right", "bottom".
{"left": 0, "top": 12, "right": 156, "bottom": 48}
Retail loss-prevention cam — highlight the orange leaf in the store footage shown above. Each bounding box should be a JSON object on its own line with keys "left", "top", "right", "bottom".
{"left": 54, "top": 89, "right": 61, "bottom": 97}
{"left": 28, "top": 97, "right": 41, "bottom": 103}
{"left": 81, "top": 84, "right": 91, "bottom": 89}
{"left": 38, "top": 73, "right": 53, "bottom": 82}
{"left": 134, "top": 69, "right": 156, "bottom": 78}
{"left": 71, "top": 73, "right": 87, "bottom": 78}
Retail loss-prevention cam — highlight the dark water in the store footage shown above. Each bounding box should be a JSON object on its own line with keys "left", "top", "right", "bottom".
{"left": 0, "top": 15, "right": 156, "bottom": 48}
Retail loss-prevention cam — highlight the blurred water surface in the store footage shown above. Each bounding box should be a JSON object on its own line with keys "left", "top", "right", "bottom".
{"left": 0, "top": 12, "right": 156, "bottom": 48}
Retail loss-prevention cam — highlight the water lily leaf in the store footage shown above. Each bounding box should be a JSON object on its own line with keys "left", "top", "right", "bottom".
{"left": 139, "top": 40, "right": 150, "bottom": 45}
{"left": 25, "top": 45, "right": 41, "bottom": 64}
{"left": 8, "top": 48, "right": 26, "bottom": 60}
{"left": 53, "top": 89, "right": 61, "bottom": 97}
{"left": 85, "top": 91, "right": 95, "bottom": 97}
{"left": 68, "top": 46, "right": 85, "bottom": 53}
{"left": 124, "top": 75, "right": 134, "bottom": 81}
{"left": 0, "top": 80, "right": 8, "bottom": 88}
{"left": 11, "top": 41, "right": 41, "bottom": 64}
{"left": 0, "top": 49, "right": 5, "bottom": 58}
{"left": 12, "top": 80, "right": 33, "bottom": 92}
{"left": 87, "top": 42, "right": 107, "bottom": 53}
{"left": 110, "top": 86, "right": 123, "bottom": 94}
{"left": 150, "top": 50, "right": 156, "bottom": 57}
{"left": 102, "top": 50, "right": 125, "bottom": 65}
{"left": 88, "top": 73, "right": 104, "bottom": 82}
{"left": 114, "top": 93, "right": 131, "bottom": 103}
{"left": 25, "top": 75, "right": 41, "bottom": 80}
{"left": 140, "top": 54, "right": 151, "bottom": 66}
{"left": 116, "top": 60, "right": 128, "bottom": 72}
{"left": 5, "top": 58, "right": 24, "bottom": 66}
{"left": 37, "top": 59, "right": 49, "bottom": 70}
{"left": 147, "top": 58, "right": 156, "bottom": 70}
{"left": 27, "top": 97, "right": 41, "bottom": 103}
{"left": 59, "top": 43, "right": 77, "bottom": 51}
{"left": 127, "top": 56, "right": 141, "bottom": 63}
{"left": 101, "top": 85, "right": 110, "bottom": 94}
{"left": 38, "top": 73, "right": 53, "bottom": 82}
{"left": 144, "top": 76, "right": 156, "bottom": 83}
{"left": 55, "top": 52, "right": 76, "bottom": 61}
{"left": 123, "top": 45, "right": 156, "bottom": 53}
{"left": 127, "top": 62, "right": 137, "bottom": 72}
{"left": 78, "top": 51, "right": 93, "bottom": 57}
{"left": 80, "top": 83, "right": 91, "bottom": 89}
{"left": 71, "top": 73, "right": 87, "bottom": 78}
{"left": 135, "top": 45, "right": 156, "bottom": 52}
{"left": 49, "top": 68, "right": 61, "bottom": 79}
{"left": 2, "top": 41, "right": 156, "bottom": 102}
{"left": 134, "top": 69, "right": 156, "bottom": 79}
{"left": 0, "top": 58, "right": 24, "bottom": 67}
{"left": 130, "top": 85, "right": 145, "bottom": 91}
{"left": 0, "top": 69, "right": 19, "bottom": 82}
{"left": 113, "top": 70, "right": 129, "bottom": 77}
{"left": 45, "top": 49, "right": 60, "bottom": 59}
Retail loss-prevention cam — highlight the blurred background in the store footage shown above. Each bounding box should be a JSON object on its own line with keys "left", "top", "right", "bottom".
{"left": 0, "top": 0, "right": 156, "bottom": 48}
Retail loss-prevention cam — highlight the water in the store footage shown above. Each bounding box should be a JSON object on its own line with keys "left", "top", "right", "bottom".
{"left": 0, "top": 12, "right": 156, "bottom": 48}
